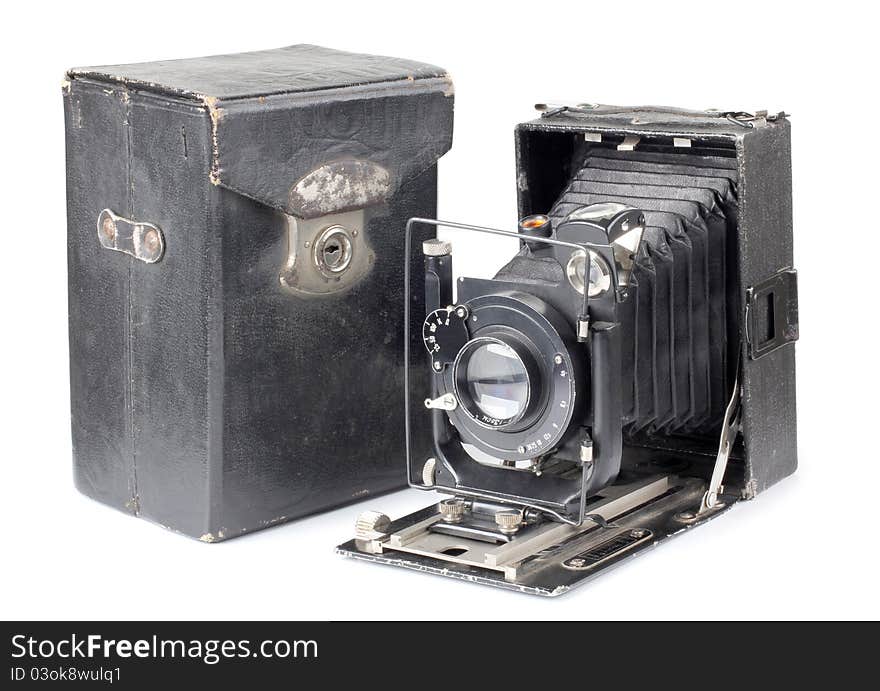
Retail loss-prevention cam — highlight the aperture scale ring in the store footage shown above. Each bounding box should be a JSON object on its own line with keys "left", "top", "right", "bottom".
{"left": 433, "top": 293, "right": 580, "bottom": 463}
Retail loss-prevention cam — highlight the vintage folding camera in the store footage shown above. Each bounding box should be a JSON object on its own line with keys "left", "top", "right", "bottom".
{"left": 339, "top": 104, "right": 798, "bottom": 595}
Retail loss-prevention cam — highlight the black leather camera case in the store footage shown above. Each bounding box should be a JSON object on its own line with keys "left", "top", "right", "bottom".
{"left": 64, "top": 45, "right": 454, "bottom": 540}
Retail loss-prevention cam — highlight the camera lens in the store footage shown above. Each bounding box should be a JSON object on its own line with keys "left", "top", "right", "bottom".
{"left": 457, "top": 339, "right": 531, "bottom": 426}
{"left": 443, "top": 296, "right": 579, "bottom": 460}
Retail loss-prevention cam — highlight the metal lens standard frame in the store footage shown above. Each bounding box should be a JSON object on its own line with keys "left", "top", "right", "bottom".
{"left": 453, "top": 336, "right": 534, "bottom": 429}
{"left": 404, "top": 218, "right": 611, "bottom": 526}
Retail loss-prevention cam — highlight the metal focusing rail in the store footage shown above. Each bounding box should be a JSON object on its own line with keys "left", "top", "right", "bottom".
{"left": 353, "top": 475, "right": 679, "bottom": 583}
{"left": 339, "top": 473, "right": 721, "bottom": 596}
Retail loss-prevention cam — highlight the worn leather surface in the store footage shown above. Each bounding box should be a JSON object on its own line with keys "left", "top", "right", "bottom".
{"left": 71, "top": 45, "right": 454, "bottom": 219}
{"left": 66, "top": 82, "right": 136, "bottom": 512}
{"left": 515, "top": 109, "right": 796, "bottom": 496}
{"left": 211, "top": 82, "right": 454, "bottom": 217}
{"left": 68, "top": 44, "right": 449, "bottom": 101}
{"left": 65, "top": 46, "right": 453, "bottom": 539}
{"left": 738, "top": 122, "right": 797, "bottom": 493}
{"left": 530, "top": 105, "right": 769, "bottom": 137}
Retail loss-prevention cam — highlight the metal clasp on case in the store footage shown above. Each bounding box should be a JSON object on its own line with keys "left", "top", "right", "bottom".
{"left": 279, "top": 210, "right": 374, "bottom": 296}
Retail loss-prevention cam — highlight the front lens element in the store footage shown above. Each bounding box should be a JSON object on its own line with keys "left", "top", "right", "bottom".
{"left": 464, "top": 341, "right": 529, "bottom": 423}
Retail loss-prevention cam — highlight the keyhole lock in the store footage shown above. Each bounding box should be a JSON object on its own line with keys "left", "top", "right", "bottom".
{"left": 314, "top": 225, "right": 355, "bottom": 278}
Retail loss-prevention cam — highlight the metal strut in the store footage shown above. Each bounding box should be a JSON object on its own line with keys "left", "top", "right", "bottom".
{"left": 699, "top": 359, "right": 742, "bottom": 514}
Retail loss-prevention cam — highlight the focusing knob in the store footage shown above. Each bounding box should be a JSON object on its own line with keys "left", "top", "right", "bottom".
{"left": 355, "top": 510, "right": 391, "bottom": 539}
{"left": 438, "top": 498, "right": 468, "bottom": 523}
{"left": 423, "top": 306, "right": 470, "bottom": 370}
{"left": 422, "top": 238, "right": 452, "bottom": 256}
{"left": 495, "top": 510, "right": 524, "bottom": 535}
{"left": 422, "top": 457, "right": 437, "bottom": 486}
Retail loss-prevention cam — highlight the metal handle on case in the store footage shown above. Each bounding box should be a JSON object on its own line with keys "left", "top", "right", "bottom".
{"left": 96, "top": 209, "right": 165, "bottom": 264}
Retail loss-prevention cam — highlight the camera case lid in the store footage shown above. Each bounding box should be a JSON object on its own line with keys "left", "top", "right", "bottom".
{"left": 68, "top": 44, "right": 454, "bottom": 219}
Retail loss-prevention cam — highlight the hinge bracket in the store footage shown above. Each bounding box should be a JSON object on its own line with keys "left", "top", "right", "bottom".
{"left": 699, "top": 362, "right": 742, "bottom": 514}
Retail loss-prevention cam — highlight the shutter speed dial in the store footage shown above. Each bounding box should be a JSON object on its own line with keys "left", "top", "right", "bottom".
{"left": 422, "top": 306, "right": 470, "bottom": 371}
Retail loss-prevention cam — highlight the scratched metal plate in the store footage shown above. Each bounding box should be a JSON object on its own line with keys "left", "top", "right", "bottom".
{"left": 338, "top": 479, "right": 736, "bottom": 597}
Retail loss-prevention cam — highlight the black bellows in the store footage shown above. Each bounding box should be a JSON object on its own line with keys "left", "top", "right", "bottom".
{"left": 549, "top": 148, "right": 739, "bottom": 436}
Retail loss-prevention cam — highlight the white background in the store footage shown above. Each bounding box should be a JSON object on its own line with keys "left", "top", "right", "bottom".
{"left": 1, "top": 0, "right": 877, "bottom": 620}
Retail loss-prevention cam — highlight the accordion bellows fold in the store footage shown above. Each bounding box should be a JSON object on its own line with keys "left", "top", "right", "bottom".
{"left": 549, "top": 148, "right": 739, "bottom": 436}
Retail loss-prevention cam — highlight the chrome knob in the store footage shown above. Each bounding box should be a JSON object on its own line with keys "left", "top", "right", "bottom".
{"left": 495, "top": 510, "right": 523, "bottom": 535}
{"left": 422, "top": 238, "right": 452, "bottom": 256}
{"left": 422, "top": 458, "right": 437, "bottom": 486}
{"left": 439, "top": 498, "right": 467, "bottom": 523}
{"left": 355, "top": 510, "right": 391, "bottom": 539}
